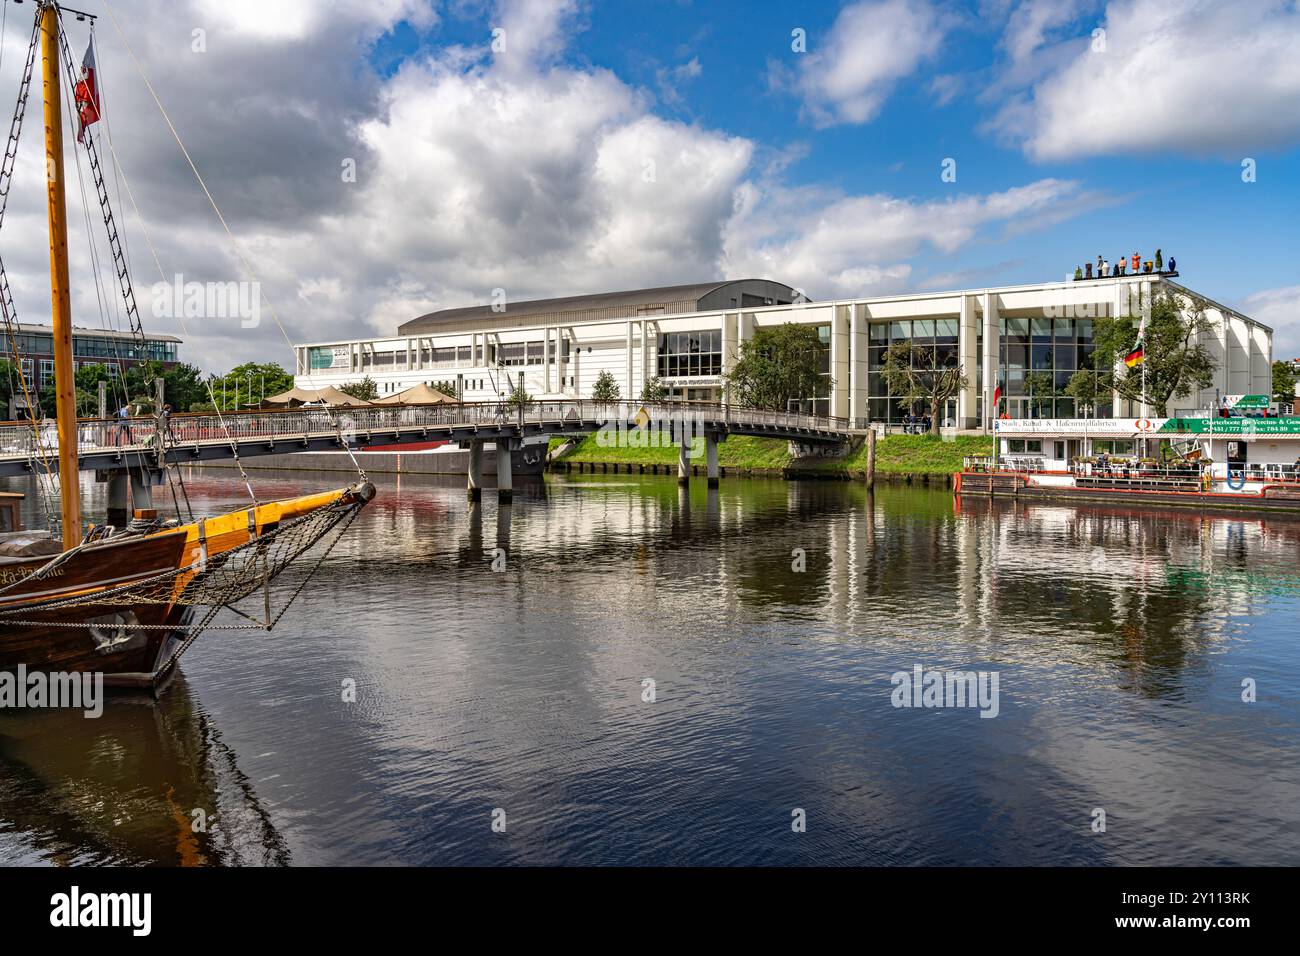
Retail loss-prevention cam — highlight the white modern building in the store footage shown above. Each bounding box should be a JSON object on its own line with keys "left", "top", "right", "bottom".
{"left": 293, "top": 274, "right": 1272, "bottom": 430}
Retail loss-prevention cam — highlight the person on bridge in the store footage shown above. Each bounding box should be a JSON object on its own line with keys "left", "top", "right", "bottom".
{"left": 114, "top": 403, "right": 131, "bottom": 446}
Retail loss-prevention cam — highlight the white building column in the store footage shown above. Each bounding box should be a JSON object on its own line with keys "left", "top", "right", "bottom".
{"left": 958, "top": 294, "right": 979, "bottom": 428}
{"left": 721, "top": 313, "right": 736, "bottom": 404}
{"left": 831, "top": 305, "right": 850, "bottom": 419}
{"left": 848, "top": 302, "right": 868, "bottom": 426}
{"left": 981, "top": 292, "right": 999, "bottom": 430}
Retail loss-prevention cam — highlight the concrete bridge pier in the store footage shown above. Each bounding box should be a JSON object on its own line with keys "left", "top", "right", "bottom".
{"left": 496, "top": 438, "right": 517, "bottom": 502}
{"left": 104, "top": 467, "right": 163, "bottom": 527}
{"left": 467, "top": 440, "right": 484, "bottom": 501}
{"left": 677, "top": 443, "right": 690, "bottom": 486}
{"left": 705, "top": 433, "right": 720, "bottom": 488}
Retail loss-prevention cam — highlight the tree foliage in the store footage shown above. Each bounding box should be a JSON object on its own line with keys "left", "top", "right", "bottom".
{"left": 724, "top": 323, "right": 829, "bottom": 411}
{"left": 880, "top": 339, "right": 966, "bottom": 434}
{"left": 1272, "top": 360, "right": 1297, "bottom": 408}
{"left": 338, "top": 376, "right": 379, "bottom": 402}
{"left": 208, "top": 362, "right": 295, "bottom": 409}
{"left": 640, "top": 375, "right": 668, "bottom": 402}
{"left": 1065, "top": 290, "right": 1217, "bottom": 416}
{"left": 592, "top": 370, "right": 620, "bottom": 403}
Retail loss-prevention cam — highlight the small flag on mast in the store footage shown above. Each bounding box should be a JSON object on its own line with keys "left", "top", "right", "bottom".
{"left": 74, "top": 39, "right": 101, "bottom": 144}
{"left": 1124, "top": 339, "right": 1144, "bottom": 367}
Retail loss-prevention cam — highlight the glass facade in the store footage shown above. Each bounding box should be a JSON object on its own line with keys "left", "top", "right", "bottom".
{"left": 658, "top": 329, "right": 722, "bottom": 378}
{"left": 10, "top": 330, "right": 177, "bottom": 364}
{"left": 997, "top": 317, "right": 1098, "bottom": 418}
{"left": 866, "top": 317, "right": 961, "bottom": 423}
{"left": 862, "top": 314, "right": 1102, "bottom": 423}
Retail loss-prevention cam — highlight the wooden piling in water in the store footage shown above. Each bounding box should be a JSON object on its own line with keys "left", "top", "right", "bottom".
{"left": 866, "top": 428, "right": 877, "bottom": 489}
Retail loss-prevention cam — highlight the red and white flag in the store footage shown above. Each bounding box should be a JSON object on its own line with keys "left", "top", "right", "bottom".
{"left": 74, "top": 40, "right": 100, "bottom": 144}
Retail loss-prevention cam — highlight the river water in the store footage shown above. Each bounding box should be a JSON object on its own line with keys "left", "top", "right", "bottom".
{"left": 2, "top": 466, "right": 1299, "bottom": 865}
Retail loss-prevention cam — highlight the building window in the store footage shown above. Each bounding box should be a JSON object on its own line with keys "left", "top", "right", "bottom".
{"left": 657, "top": 329, "right": 722, "bottom": 378}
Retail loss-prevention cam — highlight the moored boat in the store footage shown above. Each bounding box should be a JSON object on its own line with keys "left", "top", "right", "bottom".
{"left": 956, "top": 413, "right": 1300, "bottom": 512}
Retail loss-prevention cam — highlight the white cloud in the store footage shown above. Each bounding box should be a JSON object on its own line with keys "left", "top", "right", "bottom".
{"left": 998, "top": 0, "right": 1300, "bottom": 159}
{"left": 1240, "top": 286, "right": 1300, "bottom": 360}
{"left": 724, "top": 178, "right": 1095, "bottom": 297}
{"left": 782, "top": 0, "right": 947, "bottom": 127}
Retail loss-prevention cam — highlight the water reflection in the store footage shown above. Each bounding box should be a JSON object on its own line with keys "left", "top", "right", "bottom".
{"left": 0, "top": 675, "right": 288, "bottom": 866}
{"left": 2, "top": 468, "right": 1299, "bottom": 865}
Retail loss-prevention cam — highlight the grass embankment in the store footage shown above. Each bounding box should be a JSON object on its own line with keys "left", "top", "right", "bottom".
{"left": 550, "top": 433, "right": 992, "bottom": 479}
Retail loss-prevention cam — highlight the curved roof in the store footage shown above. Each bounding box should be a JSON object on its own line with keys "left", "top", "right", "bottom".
{"left": 398, "top": 280, "right": 798, "bottom": 335}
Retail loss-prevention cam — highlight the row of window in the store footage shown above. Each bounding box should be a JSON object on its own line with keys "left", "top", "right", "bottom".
{"left": 9, "top": 333, "right": 176, "bottom": 363}
{"left": 8, "top": 358, "right": 125, "bottom": 388}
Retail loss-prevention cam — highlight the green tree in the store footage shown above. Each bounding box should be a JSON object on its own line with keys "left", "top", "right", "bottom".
{"left": 1272, "top": 360, "right": 1297, "bottom": 408}
{"left": 725, "top": 323, "right": 829, "bottom": 411}
{"left": 338, "top": 376, "right": 379, "bottom": 402}
{"left": 1023, "top": 370, "right": 1056, "bottom": 418}
{"left": 429, "top": 380, "right": 459, "bottom": 399}
{"left": 210, "top": 362, "right": 295, "bottom": 409}
{"left": 1064, "top": 350, "right": 1110, "bottom": 417}
{"left": 880, "top": 339, "right": 967, "bottom": 435}
{"left": 640, "top": 375, "right": 668, "bottom": 402}
{"left": 592, "top": 369, "right": 620, "bottom": 403}
{"left": 1082, "top": 290, "right": 1218, "bottom": 416}
{"left": 505, "top": 383, "right": 532, "bottom": 412}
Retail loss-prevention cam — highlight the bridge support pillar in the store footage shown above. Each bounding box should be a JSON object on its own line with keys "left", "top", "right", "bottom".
{"left": 706, "top": 433, "right": 719, "bottom": 488}
{"left": 106, "top": 471, "right": 130, "bottom": 527}
{"left": 467, "top": 440, "right": 484, "bottom": 501}
{"left": 677, "top": 442, "right": 690, "bottom": 486}
{"left": 497, "top": 439, "right": 515, "bottom": 502}
{"left": 106, "top": 467, "right": 161, "bottom": 527}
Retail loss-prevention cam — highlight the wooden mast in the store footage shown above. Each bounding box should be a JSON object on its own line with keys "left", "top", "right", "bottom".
{"left": 39, "top": 1, "right": 80, "bottom": 549}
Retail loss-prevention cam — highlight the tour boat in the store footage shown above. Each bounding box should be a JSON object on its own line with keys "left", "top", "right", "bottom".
{"left": 956, "top": 414, "right": 1300, "bottom": 512}
{"left": 0, "top": 2, "right": 374, "bottom": 688}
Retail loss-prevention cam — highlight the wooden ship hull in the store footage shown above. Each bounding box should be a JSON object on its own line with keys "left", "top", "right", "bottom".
{"left": 0, "top": 484, "right": 373, "bottom": 688}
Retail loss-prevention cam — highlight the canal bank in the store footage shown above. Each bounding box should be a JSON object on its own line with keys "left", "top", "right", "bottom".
{"left": 549, "top": 432, "right": 993, "bottom": 485}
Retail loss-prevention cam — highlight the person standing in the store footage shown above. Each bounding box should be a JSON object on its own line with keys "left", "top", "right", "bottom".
{"left": 1096, "top": 254, "right": 1104, "bottom": 276}
{"left": 1131, "top": 251, "right": 1140, "bottom": 273}
{"left": 1155, "top": 248, "right": 1163, "bottom": 272}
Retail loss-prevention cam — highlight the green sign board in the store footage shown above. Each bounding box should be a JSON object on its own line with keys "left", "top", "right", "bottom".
{"left": 1225, "top": 394, "right": 1271, "bottom": 409}
{"left": 1157, "top": 417, "right": 1300, "bottom": 436}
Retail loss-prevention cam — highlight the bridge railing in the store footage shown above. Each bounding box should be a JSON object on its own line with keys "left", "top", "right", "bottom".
{"left": 0, "top": 400, "right": 855, "bottom": 463}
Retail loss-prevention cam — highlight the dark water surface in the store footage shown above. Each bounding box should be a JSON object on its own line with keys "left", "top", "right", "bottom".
{"left": 2, "top": 466, "right": 1299, "bottom": 865}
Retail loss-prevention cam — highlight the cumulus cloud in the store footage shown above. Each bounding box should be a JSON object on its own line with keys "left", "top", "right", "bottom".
{"left": 724, "top": 178, "right": 1096, "bottom": 297}
{"left": 996, "top": 0, "right": 1300, "bottom": 159}
{"left": 1239, "top": 286, "right": 1300, "bottom": 360}
{"left": 778, "top": 0, "right": 948, "bottom": 127}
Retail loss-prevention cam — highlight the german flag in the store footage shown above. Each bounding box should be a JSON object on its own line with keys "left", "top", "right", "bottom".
{"left": 1124, "top": 338, "right": 1144, "bottom": 368}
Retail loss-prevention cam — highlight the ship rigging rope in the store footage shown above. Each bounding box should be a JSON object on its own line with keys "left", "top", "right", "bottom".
{"left": 0, "top": 485, "right": 365, "bottom": 640}
{"left": 54, "top": 16, "right": 258, "bottom": 508}
{"left": 54, "top": 20, "right": 187, "bottom": 524}
{"left": 100, "top": 0, "right": 368, "bottom": 483}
